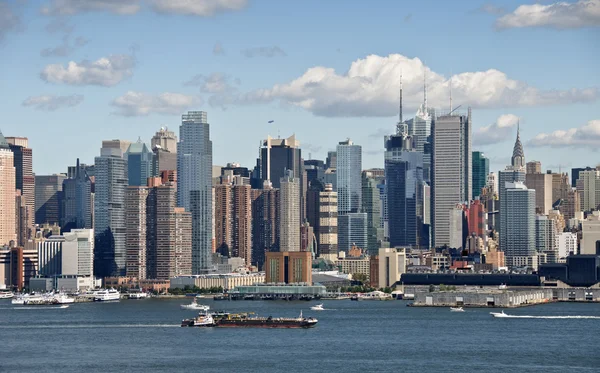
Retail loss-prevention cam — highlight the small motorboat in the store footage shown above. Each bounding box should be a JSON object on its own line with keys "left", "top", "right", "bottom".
{"left": 181, "top": 299, "right": 210, "bottom": 311}
{"left": 0, "top": 291, "right": 14, "bottom": 299}
{"left": 450, "top": 307, "right": 465, "bottom": 312}
{"left": 490, "top": 311, "right": 509, "bottom": 318}
{"left": 310, "top": 304, "right": 324, "bottom": 311}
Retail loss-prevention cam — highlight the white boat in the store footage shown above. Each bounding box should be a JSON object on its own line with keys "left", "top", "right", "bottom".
{"left": 53, "top": 293, "right": 75, "bottom": 304}
{"left": 94, "top": 289, "right": 121, "bottom": 302}
{"left": 498, "top": 284, "right": 507, "bottom": 290}
{"left": 310, "top": 304, "right": 324, "bottom": 311}
{"left": 127, "top": 290, "right": 148, "bottom": 300}
{"left": 450, "top": 307, "right": 465, "bottom": 312}
{"left": 490, "top": 311, "right": 509, "bottom": 318}
{"left": 14, "top": 293, "right": 45, "bottom": 305}
{"left": 0, "top": 291, "right": 14, "bottom": 299}
{"left": 181, "top": 299, "right": 210, "bottom": 311}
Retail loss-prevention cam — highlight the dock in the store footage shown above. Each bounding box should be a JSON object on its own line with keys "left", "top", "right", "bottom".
{"left": 411, "top": 289, "right": 553, "bottom": 308}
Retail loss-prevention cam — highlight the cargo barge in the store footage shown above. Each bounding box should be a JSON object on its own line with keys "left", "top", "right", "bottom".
{"left": 181, "top": 311, "right": 318, "bottom": 328}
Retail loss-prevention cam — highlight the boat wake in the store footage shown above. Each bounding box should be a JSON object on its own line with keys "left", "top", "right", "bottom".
{"left": 4, "top": 305, "right": 69, "bottom": 310}
{"left": 0, "top": 324, "right": 180, "bottom": 329}
{"left": 494, "top": 314, "right": 600, "bottom": 319}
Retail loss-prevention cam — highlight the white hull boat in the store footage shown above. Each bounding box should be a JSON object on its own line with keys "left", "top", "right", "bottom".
{"left": 450, "top": 307, "right": 465, "bottom": 312}
{"left": 310, "top": 304, "right": 324, "bottom": 311}
{"left": 181, "top": 299, "right": 210, "bottom": 311}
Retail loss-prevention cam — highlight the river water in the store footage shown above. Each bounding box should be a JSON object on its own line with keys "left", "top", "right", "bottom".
{"left": 1, "top": 298, "right": 599, "bottom": 372}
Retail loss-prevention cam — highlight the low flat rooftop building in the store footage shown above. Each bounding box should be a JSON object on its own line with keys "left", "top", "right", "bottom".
{"left": 170, "top": 273, "right": 265, "bottom": 291}
{"left": 230, "top": 283, "right": 326, "bottom": 298}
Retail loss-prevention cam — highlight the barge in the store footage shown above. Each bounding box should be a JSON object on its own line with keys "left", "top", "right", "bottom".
{"left": 181, "top": 311, "right": 318, "bottom": 328}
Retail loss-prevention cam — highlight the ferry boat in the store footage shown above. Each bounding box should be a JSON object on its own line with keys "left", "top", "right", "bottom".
{"left": 12, "top": 293, "right": 45, "bottom": 305}
{"left": 94, "top": 289, "right": 121, "bottom": 302}
{"left": 181, "top": 311, "right": 318, "bottom": 328}
{"left": 52, "top": 293, "right": 75, "bottom": 304}
{"left": 180, "top": 299, "right": 210, "bottom": 311}
{"left": 0, "top": 291, "right": 14, "bottom": 299}
{"left": 310, "top": 304, "right": 324, "bottom": 311}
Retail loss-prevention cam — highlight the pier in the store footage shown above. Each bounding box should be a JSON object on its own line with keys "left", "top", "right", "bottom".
{"left": 411, "top": 289, "right": 553, "bottom": 308}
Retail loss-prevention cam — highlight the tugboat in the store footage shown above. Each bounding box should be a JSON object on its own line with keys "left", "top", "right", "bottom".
{"left": 181, "top": 311, "right": 318, "bottom": 328}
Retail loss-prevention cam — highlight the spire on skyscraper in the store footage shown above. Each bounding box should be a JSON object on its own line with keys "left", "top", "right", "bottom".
{"left": 399, "top": 69, "right": 403, "bottom": 124}
{"left": 511, "top": 120, "right": 525, "bottom": 169}
{"left": 424, "top": 69, "right": 428, "bottom": 110}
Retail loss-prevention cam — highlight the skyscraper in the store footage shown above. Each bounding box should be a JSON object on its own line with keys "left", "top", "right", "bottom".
{"left": 251, "top": 185, "right": 279, "bottom": 269}
{"left": 125, "top": 186, "right": 148, "bottom": 279}
{"left": 431, "top": 109, "right": 472, "bottom": 248}
{"left": 62, "top": 159, "right": 93, "bottom": 231}
{"left": 6, "top": 137, "right": 34, "bottom": 241}
{"left": 362, "top": 171, "right": 383, "bottom": 255}
{"left": 504, "top": 182, "right": 536, "bottom": 269}
{"left": 177, "top": 111, "right": 213, "bottom": 274}
{"left": 499, "top": 128, "right": 527, "bottom": 252}
{"left": 318, "top": 183, "right": 338, "bottom": 261}
{"left": 259, "top": 135, "right": 302, "bottom": 188}
{"left": 526, "top": 161, "right": 542, "bottom": 175}
{"left": 94, "top": 140, "right": 128, "bottom": 277}
{"left": 336, "top": 139, "right": 362, "bottom": 214}
{"left": 35, "top": 174, "right": 66, "bottom": 225}
{"left": 126, "top": 140, "right": 154, "bottom": 187}
{"left": 0, "top": 130, "right": 16, "bottom": 246}
{"left": 151, "top": 127, "right": 177, "bottom": 153}
{"left": 279, "top": 170, "right": 300, "bottom": 252}
{"left": 525, "top": 171, "right": 553, "bottom": 214}
{"left": 338, "top": 212, "right": 367, "bottom": 253}
{"left": 472, "top": 151, "right": 489, "bottom": 199}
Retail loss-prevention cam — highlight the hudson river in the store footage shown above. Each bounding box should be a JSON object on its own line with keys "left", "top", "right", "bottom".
{"left": 1, "top": 298, "right": 599, "bottom": 372}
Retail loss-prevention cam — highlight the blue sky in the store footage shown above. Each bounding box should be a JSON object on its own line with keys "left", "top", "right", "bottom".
{"left": 1, "top": 0, "right": 599, "bottom": 175}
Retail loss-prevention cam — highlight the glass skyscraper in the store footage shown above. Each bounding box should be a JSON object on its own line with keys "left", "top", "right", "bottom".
{"left": 472, "top": 151, "right": 489, "bottom": 199}
{"left": 126, "top": 140, "right": 154, "bottom": 187}
{"left": 177, "top": 111, "right": 213, "bottom": 274}
{"left": 336, "top": 139, "right": 362, "bottom": 214}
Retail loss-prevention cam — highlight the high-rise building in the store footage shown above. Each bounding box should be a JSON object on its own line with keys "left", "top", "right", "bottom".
{"left": 449, "top": 204, "right": 466, "bottom": 249}
{"left": 125, "top": 186, "right": 148, "bottom": 279}
{"left": 551, "top": 172, "right": 570, "bottom": 205}
{"left": 0, "top": 131, "right": 16, "bottom": 246}
{"left": 279, "top": 170, "right": 300, "bottom": 252}
{"left": 362, "top": 171, "right": 383, "bottom": 255}
{"left": 378, "top": 247, "right": 406, "bottom": 289}
{"left": 318, "top": 183, "right": 338, "bottom": 261}
{"left": 499, "top": 128, "right": 527, "bottom": 252}
{"left": 472, "top": 151, "right": 489, "bottom": 199}
{"left": 0, "top": 246, "right": 38, "bottom": 290}
{"left": 214, "top": 176, "right": 252, "bottom": 265}
{"left": 504, "top": 182, "right": 536, "bottom": 269}
{"left": 126, "top": 140, "right": 154, "bottom": 187}
{"left": 265, "top": 251, "right": 312, "bottom": 284}
{"left": 575, "top": 169, "right": 599, "bottom": 212}
{"left": 94, "top": 140, "right": 128, "bottom": 277}
{"left": 259, "top": 135, "right": 302, "bottom": 188}
{"left": 151, "top": 127, "right": 177, "bottom": 153}
{"left": 336, "top": 139, "right": 362, "bottom": 214}
{"left": 571, "top": 167, "right": 594, "bottom": 188}
{"left": 431, "top": 109, "right": 472, "bottom": 248}
{"left": 35, "top": 174, "right": 67, "bottom": 225}
{"left": 556, "top": 188, "right": 580, "bottom": 221}
{"left": 6, "top": 137, "right": 34, "bottom": 241}
{"left": 338, "top": 212, "right": 367, "bottom": 253}
{"left": 326, "top": 151, "right": 337, "bottom": 170}
{"left": 526, "top": 161, "right": 542, "bottom": 175}
{"left": 177, "top": 111, "right": 213, "bottom": 274}
{"left": 525, "top": 172, "right": 553, "bottom": 214}
{"left": 62, "top": 159, "right": 93, "bottom": 231}
{"left": 251, "top": 185, "right": 279, "bottom": 269}
{"left": 37, "top": 229, "right": 94, "bottom": 277}
{"left": 467, "top": 200, "right": 487, "bottom": 237}
{"left": 536, "top": 215, "right": 557, "bottom": 260}
{"left": 15, "top": 191, "right": 29, "bottom": 246}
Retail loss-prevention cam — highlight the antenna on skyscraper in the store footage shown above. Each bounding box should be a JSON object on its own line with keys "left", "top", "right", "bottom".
{"left": 424, "top": 68, "right": 428, "bottom": 110}
{"left": 399, "top": 68, "right": 403, "bottom": 124}
{"left": 449, "top": 74, "right": 453, "bottom": 114}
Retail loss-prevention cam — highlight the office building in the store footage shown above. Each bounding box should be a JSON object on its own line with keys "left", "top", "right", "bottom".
{"left": 125, "top": 186, "right": 149, "bottom": 279}
{"left": 15, "top": 191, "right": 29, "bottom": 246}
{"left": 0, "top": 246, "right": 38, "bottom": 290}
{"left": 338, "top": 212, "right": 367, "bottom": 253}
{"left": 94, "top": 140, "right": 128, "bottom": 277}
{"left": 472, "top": 151, "right": 489, "bottom": 199}
{"left": 526, "top": 161, "right": 542, "bottom": 175}
{"left": 326, "top": 151, "right": 337, "bottom": 170}
{"left": 467, "top": 199, "right": 487, "bottom": 237}
{"left": 378, "top": 247, "right": 406, "bottom": 288}
{"left": 536, "top": 215, "right": 557, "bottom": 254}
{"left": 279, "top": 170, "right": 300, "bottom": 252}
{"left": 362, "top": 171, "right": 383, "bottom": 255}
{"left": 551, "top": 172, "right": 570, "bottom": 205}
{"left": 318, "top": 183, "right": 338, "bottom": 261}
{"left": 572, "top": 167, "right": 594, "bottom": 188}
{"left": 177, "top": 111, "right": 213, "bottom": 274}
{"left": 525, "top": 172, "right": 553, "bottom": 214}
{"left": 35, "top": 174, "right": 67, "bottom": 225}
{"left": 557, "top": 232, "right": 578, "bottom": 259}
{"left": 556, "top": 189, "right": 580, "bottom": 221}
{"left": 575, "top": 169, "right": 600, "bottom": 212}
{"left": 449, "top": 204, "right": 466, "bottom": 249}
{"left": 580, "top": 212, "right": 600, "bottom": 255}
{"left": 431, "top": 109, "right": 472, "bottom": 247}
{"left": 251, "top": 185, "right": 280, "bottom": 269}
{"left": 0, "top": 131, "right": 16, "bottom": 246}
{"left": 336, "top": 139, "right": 362, "bottom": 214}
{"left": 126, "top": 140, "right": 154, "bottom": 187}
{"left": 504, "top": 182, "right": 536, "bottom": 268}
{"left": 37, "top": 229, "right": 94, "bottom": 277}
{"left": 258, "top": 135, "right": 302, "bottom": 189}
{"left": 265, "top": 251, "right": 312, "bottom": 284}
{"left": 6, "top": 137, "right": 34, "bottom": 241}
{"left": 151, "top": 126, "right": 177, "bottom": 153}
{"left": 62, "top": 159, "right": 93, "bottom": 231}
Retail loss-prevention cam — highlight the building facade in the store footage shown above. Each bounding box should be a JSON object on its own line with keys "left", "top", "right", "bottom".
{"left": 279, "top": 170, "right": 300, "bottom": 252}
{"left": 472, "top": 151, "right": 489, "bottom": 199}
{"left": 265, "top": 251, "right": 312, "bottom": 284}
{"left": 0, "top": 131, "right": 16, "bottom": 246}
{"left": 504, "top": 182, "right": 536, "bottom": 268}
{"left": 318, "top": 183, "right": 338, "bottom": 261}
{"left": 6, "top": 137, "right": 34, "bottom": 242}
{"left": 251, "top": 186, "right": 279, "bottom": 270}
{"left": 378, "top": 247, "right": 406, "bottom": 288}
{"left": 126, "top": 141, "right": 154, "bottom": 187}
{"left": 35, "top": 174, "right": 66, "bottom": 226}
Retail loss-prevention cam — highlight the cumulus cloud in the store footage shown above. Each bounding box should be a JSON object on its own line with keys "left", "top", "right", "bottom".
{"left": 528, "top": 120, "right": 600, "bottom": 148}
{"left": 149, "top": 0, "right": 247, "bottom": 16}
{"left": 111, "top": 91, "right": 201, "bottom": 116}
{"left": 241, "top": 46, "right": 287, "bottom": 58}
{"left": 496, "top": 0, "right": 600, "bottom": 29}
{"left": 22, "top": 94, "right": 84, "bottom": 111}
{"left": 240, "top": 54, "right": 598, "bottom": 117}
{"left": 0, "top": 1, "right": 22, "bottom": 41}
{"left": 183, "top": 72, "right": 241, "bottom": 109}
{"left": 40, "top": 54, "right": 135, "bottom": 86}
{"left": 42, "top": 0, "right": 141, "bottom": 15}
{"left": 40, "top": 35, "right": 89, "bottom": 57}
{"left": 473, "top": 114, "right": 519, "bottom": 146}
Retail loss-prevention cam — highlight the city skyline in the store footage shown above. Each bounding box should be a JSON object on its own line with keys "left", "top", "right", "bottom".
{"left": 0, "top": 0, "right": 598, "bottom": 176}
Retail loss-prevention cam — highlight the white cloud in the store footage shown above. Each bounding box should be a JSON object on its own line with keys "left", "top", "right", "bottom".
{"left": 240, "top": 53, "right": 598, "bottom": 117}
{"left": 241, "top": 46, "right": 287, "bottom": 58}
{"left": 184, "top": 72, "right": 238, "bottom": 93}
{"left": 111, "top": 91, "right": 201, "bottom": 116}
{"left": 40, "top": 54, "right": 135, "bottom": 86}
{"left": 528, "top": 120, "right": 600, "bottom": 148}
{"left": 496, "top": 0, "right": 600, "bottom": 29}
{"left": 0, "top": 1, "right": 22, "bottom": 41}
{"left": 22, "top": 94, "right": 84, "bottom": 111}
{"left": 149, "top": 0, "right": 247, "bottom": 16}
{"left": 41, "top": 0, "right": 141, "bottom": 15}
{"left": 473, "top": 114, "right": 519, "bottom": 146}
{"left": 40, "top": 35, "right": 89, "bottom": 57}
